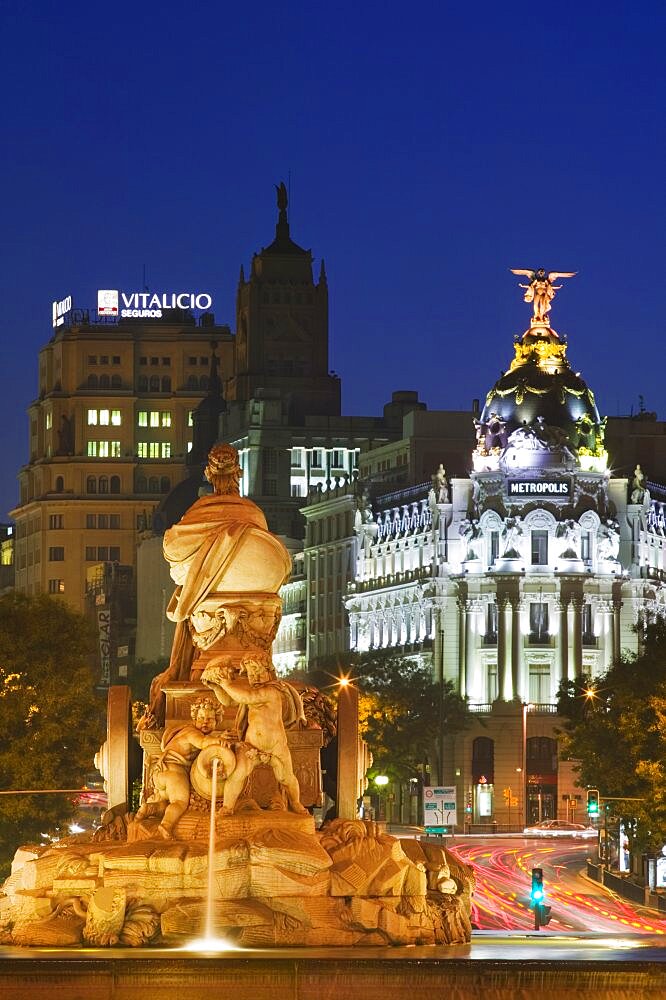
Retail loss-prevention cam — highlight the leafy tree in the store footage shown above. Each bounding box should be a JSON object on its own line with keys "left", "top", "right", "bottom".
{"left": 0, "top": 593, "right": 105, "bottom": 874}
{"left": 557, "top": 621, "right": 666, "bottom": 853}
{"left": 353, "top": 653, "right": 468, "bottom": 784}
{"left": 299, "top": 652, "right": 469, "bottom": 785}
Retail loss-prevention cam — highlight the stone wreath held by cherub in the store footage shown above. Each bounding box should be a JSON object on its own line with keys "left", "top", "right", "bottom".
{"left": 202, "top": 652, "right": 308, "bottom": 815}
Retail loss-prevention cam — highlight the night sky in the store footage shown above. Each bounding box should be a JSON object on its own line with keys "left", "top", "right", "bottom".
{"left": 2, "top": 2, "right": 665, "bottom": 518}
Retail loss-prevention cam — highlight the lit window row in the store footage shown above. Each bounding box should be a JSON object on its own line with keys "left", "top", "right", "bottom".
{"left": 87, "top": 441, "right": 121, "bottom": 457}
{"left": 88, "top": 409, "right": 122, "bottom": 426}
{"left": 137, "top": 410, "right": 172, "bottom": 427}
{"left": 137, "top": 442, "right": 171, "bottom": 458}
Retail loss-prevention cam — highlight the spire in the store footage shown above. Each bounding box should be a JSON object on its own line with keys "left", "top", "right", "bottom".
{"left": 319, "top": 258, "right": 327, "bottom": 284}
{"left": 208, "top": 339, "right": 223, "bottom": 401}
{"left": 239, "top": 264, "right": 245, "bottom": 284}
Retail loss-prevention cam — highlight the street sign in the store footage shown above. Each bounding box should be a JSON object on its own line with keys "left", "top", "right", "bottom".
{"left": 423, "top": 785, "right": 457, "bottom": 828}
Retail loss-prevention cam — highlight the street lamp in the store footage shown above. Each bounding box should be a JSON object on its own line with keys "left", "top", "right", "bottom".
{"left": 521, "top": 703, "right": 533, "bottom": 827}
{"left": 375, "top": 774, "right": 389, "bottom": 822}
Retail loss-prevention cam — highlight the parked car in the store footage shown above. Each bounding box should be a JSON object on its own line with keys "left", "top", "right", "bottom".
{"left": 523, "top": 819, "right": 597, "bottom": 839}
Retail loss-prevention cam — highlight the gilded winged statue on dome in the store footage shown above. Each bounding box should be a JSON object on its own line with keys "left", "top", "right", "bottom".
{"left": 510, "top": 268, "right": 576, "bottom": 323}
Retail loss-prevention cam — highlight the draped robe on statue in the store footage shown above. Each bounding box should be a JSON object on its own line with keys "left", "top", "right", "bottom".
{"left": 145, "top": 493, "right": 291, "bottom": 726}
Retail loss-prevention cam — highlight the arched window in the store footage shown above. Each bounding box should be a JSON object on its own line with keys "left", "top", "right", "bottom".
{"left": 137, "top": 476, "right": 147, "bottom": 493}
{"left": 55, "top": 476, "right": 64, "bottom": 492}
{"left": 149, "top": 375, "right": 160, "bottom": 391}
{"left": 99, "top": 476, "right": 109, "bottom": 494}
{"left": 160, "top": 476, "right": 170, "bottom": 493}
{"left": 99, "top": 374, "right": 110, "bottom": 389}
{"left": 86, "top": 476, "right": 96, "bottom": 493}
{"left": 138, "top": 376, "right": 148, "bottom": 391}
{"left": 148, "top": 476, "right": 159, "bottom": 493}
{"left": 110, "top": 475, "right": 121, "bottom": 494}
{"left": 161, "top": 376, "right": 171, "bottom": 392}
{"left": 187, "top": 375, "right": 198, "bottom": 389}
{"left": 200, "top": 375, "right": 209, "bottom": 390}
{"left": 87, "top": 374, "right": 98, "bottom": 388}
{"left": 472, "top": 736, "right": 495, "bottom": 784}
{"left": 111, "top": 374, "right": 121, "bottom": 388}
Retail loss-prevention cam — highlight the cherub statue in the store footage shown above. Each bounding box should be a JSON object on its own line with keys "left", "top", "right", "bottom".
{"left": 510, "top": 268, "right": 576, "bottom": 324}
{"left": 201, "top": 652, "right": 308, "bottom": 815}
{"left": 135, "top": 695, "right": 223, "bottom": 839}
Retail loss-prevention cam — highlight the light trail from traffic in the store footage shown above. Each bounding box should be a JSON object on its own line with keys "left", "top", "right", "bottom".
{"left": 448, "top": 838, "right": 666, "bottom": 934}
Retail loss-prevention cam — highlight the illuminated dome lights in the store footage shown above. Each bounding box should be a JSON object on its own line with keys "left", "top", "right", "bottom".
{"left": 473, "top": 275, "right": 607, "bottom": 475}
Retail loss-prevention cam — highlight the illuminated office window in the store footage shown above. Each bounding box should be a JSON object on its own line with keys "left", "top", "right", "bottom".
{"left": 138, "top": 411, "right": 148, "bottom": 427}
{"left": 138, "top": 443, "right": 148, "bottom": 458}
{"left": 87, "top": 441, "right": 97, "bottom": 457}
{"left": 99, "top": 409, "right": 110, "bottom": 425}
{"left": 161, "top": 411, "right": 172, "bottom": 427}
{"left": 87, "top": 409, "right": 98, "bottom": 426}
{"left": 161, "top": 442, "right": 171, "bottom": 458}
{"left": 111, "top": 410, "right": 121, "bottom": 426}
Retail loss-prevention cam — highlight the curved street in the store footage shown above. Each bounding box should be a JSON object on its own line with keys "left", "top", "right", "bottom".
{"left": 447, "top": 836, "right": 666, "bottom": 935}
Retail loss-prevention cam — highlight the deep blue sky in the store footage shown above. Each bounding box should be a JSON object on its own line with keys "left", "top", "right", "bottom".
{"left": 1, "top": 1, "right": 665, "bottom": 518}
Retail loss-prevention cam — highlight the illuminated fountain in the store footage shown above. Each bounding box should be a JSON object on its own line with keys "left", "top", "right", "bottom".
{"left": 0, "top": 444, "right": 473, "bottom": 948}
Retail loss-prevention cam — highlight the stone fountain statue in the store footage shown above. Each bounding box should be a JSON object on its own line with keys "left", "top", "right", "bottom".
{"left": 0, "top": 444, "right": 473, "bottom": 949}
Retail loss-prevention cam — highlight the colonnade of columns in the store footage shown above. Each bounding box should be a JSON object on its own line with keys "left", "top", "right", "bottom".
{"left": 455, "top": 579, "right": 625, "bottom": 702}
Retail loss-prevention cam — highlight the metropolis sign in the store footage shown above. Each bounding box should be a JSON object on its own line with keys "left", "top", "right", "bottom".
{"left": 508, "top": 479, "right": 571, "bottom": 497}
{"left": 97, "top": 289, "right": 213, "bottom": 319}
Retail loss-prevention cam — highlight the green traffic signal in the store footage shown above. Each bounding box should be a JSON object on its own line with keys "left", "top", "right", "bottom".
{"left": 587, "top": 788, "right": 600, "bottom": 815}
{"left": 530, "top": 867, "right": 545, "bottom": 905}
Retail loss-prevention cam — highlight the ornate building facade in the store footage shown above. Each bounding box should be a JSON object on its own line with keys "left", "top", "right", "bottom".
{"left": 323, "top": 273, "right": 666, "bottom": 826}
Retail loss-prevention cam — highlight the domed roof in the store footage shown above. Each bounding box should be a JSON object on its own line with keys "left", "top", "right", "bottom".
{"left": 474, "top": 321, "right": 607, "bottom": 474}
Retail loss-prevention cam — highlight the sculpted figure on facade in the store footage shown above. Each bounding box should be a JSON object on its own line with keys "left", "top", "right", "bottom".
{"left": 140, "top": 443, "right": 291, "bottom": 728}
{"left": 134, "top": 695, "right": 222, "bottom": 839}
{"left": 501, "top": 517, "right": 523, "bottom": 558}
{"left": 510, "top": 268, "right": 576, "bottom": 324}
{"left": 432, "top": 464, "right": 450, "bottom": 502}
{"left": 556, "top": 519, "right": 579, "bottom": 558}
{"left": 598, "top": 519, "right": 620, "bottom": 563}
{"left": 201, "top": 651, "right": 308, "bottom": 815}
{"left": 459, "top": 518, "right": 482, "bottom": 560}
{"left": 631, "top": 464, "right": 647, "bottom": 504}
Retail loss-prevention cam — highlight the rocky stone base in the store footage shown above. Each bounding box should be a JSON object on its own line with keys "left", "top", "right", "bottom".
{"left": 0, "top": 816, "right": 473, "bottom": 948}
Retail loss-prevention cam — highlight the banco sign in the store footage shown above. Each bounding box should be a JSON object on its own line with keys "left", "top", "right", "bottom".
{"left": 97, "top": 289, "right": 212, "bottom": 319}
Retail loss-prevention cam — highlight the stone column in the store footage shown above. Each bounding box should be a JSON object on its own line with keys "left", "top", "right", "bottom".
{"left": 572, "top": 592, "right": 584, "bottom": 679}
{"left": 511, "top": 596, "right": 521, "bottom": 700}
{"left": 612, "top": 597, "right": 623, "bottom": 664}
{"left": 497, "top": 593, "right": 508, "bottom": 702}
{"left": 336, "top": 682, "right": 360, "bottom": 821}
{"left": 458, "top": 598, "right": 467, "bottom": 697}
{"left": 557, "top": 594, "right": 569, "bottom": 692}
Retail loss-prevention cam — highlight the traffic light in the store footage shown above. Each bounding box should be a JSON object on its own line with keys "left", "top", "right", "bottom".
{"left": 587, "top": 788, "right": 600, "bottom": 816}
{"left": 531, "top": 868, "right": 552, "bottom": 929}
{"left": 530, "top": 867, "right": 545, "bottom": 905}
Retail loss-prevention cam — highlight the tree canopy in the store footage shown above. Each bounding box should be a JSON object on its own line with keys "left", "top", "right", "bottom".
{"left": 0, "top": 593, "right": 105, "bottom": 873}
{"left": 557, "top": 621, "right": 666, "bottom": 853}
{"left": 354, "top": 653, "right": 468, "bottom": 784}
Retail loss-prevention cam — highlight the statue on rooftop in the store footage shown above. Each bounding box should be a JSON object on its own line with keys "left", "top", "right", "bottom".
{"left": 510, "top": 268, "right": 576, "bottom": 324}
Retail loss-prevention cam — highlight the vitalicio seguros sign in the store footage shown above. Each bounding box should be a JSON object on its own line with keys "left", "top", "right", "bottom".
{"left": 98, "top": 289, "right": 212, "bottom": 319}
